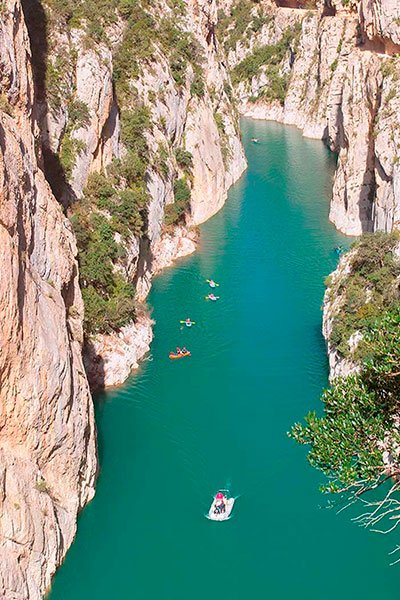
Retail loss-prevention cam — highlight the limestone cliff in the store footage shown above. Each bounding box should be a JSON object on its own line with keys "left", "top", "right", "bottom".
{"left": 0, "top": 1, "right": 97, "bottom": 598}
{"left": 220, "top": 0, "right": 400, "bottom": 236}
{"left": 31, "top": 0, "right": 246, "bottom": 388}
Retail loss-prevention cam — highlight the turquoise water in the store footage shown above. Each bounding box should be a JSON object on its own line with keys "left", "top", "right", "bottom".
{"left": 50, "top": 121, "right": 399, "bottom": 599}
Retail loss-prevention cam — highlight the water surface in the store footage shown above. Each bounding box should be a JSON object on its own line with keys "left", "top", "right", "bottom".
{"left": 51, "top": 121, "right": 399, "bottom": 599}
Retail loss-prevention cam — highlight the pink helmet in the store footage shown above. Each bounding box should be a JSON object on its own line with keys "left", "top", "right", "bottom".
{"left": 216, "top": 492, "right": 224, "bottom": 499}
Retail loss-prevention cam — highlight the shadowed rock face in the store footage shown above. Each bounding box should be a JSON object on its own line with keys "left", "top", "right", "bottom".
{"left": 0, "top": 2, "right": 97, "bottom": 598}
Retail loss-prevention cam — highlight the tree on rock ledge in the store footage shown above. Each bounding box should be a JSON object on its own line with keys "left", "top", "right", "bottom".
{"left": 290, "top": 307, "right": 400, "bottom": 560}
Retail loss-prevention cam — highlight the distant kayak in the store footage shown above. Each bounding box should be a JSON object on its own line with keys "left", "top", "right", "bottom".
{"left": 205, "top": 294, "right": 219, "bottom": 301}
{"left": 207, "top": 490, "right": 235, "bottom": 521}
{"left": 207, "top": 279, "right": 219, "bottom": 288}
{"left": 169, "top": 351, "right": 191, "bottom": 360}
{"left": 180, "top": 319, "right": 196, "bottom": 327}
{"left": 251, "top": 138, "right": 259, "bottom": 143}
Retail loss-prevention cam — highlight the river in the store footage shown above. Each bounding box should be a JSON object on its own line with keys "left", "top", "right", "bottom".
{"left": 50, "top": 120, "right": 399, "bottom": 599}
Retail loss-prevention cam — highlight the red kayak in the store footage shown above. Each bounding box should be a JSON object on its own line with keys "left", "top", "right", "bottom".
{"left": 169, "top": 351, "right": 191, "bottom": 360}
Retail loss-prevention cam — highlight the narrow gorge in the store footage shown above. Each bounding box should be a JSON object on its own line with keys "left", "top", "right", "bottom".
{"left": 0, "top": 0, "right": 400, "bottom": 598}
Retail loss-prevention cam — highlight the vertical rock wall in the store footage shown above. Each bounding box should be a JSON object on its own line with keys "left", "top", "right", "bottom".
{"left": 0, "top": 1, "right": 97, "bottom": 598}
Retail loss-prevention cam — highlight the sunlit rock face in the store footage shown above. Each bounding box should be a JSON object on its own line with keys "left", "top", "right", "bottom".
{"left": 0, "top": 1, "right": 97, "bottom": 598}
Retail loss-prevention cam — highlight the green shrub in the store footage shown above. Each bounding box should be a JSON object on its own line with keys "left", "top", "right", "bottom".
{"left": 328, "top": 232, "right": 400, "bottom": 357}
{"left": 120, "top": 106, "right": 151, "bottom": 158}
{"left": 174, "top": 148, "right": 193, "bottom": 171}
{"left": 0, "top": 93, "right": 13, "bottom": 116}
{"left": 290, "top": 306, "right": 400, "bottom": 511}
{"left": 190, "top": 75, "right": 205, "bottom": 97}
{"left": 68, "top": 99, "right": 90, "bottom": 128}
{"left": 120, "top": 151, "right": 147, "bottom": 185}
{"left": 59, "top": 135, "right": 86, "bottom": 178}
{"left": 164, "top": 178, "right": 191, "bottom": 226}
{"left": 84, "top": 172, "right": 115, "bottom": 210}
{"left": 231, "top": 25, "right": 302, "bottom": 85}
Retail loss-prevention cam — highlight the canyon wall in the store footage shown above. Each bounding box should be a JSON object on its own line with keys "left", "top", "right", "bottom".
{"left": 30, "top": 0, "right": 246, "bottom": 388}
{"left": 221, "top": 0, "right": 400, "bottom": 236}
{"left": 0, "top": 1, "right": 97, "bottom": 598}
{"left": 0, "top": 1, "right": 246, "bottom": 594}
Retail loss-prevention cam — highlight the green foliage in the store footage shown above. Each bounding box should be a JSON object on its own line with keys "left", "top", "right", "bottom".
{"left": 120, "top": 106, "right": 151, "bottom": 158}
{"left": 290, "top": 306, "right": 400, "bottom": 495}
{"left": 113, "top": 3, "right": 155, "bottom": 100}
{"left": 216, "top": 0, "right": 269, "bottom": 52}
{"left": 59, "top": 135, "right": 86, "bottom": 178}
{"left": 84, "top": 172, "right": 115, "bottom": 210}
{"left": 157, "top": 17, "right": 204, "bottom": 90}
{"left": 0, "top": 93, "right": 13, "bottom": 116}
{"left": 330, "top": 58, "right": 338, "bottom": 73}
{"left": 68, "top": 99, "right": 90, "bottom": 128}
{"left": 174, "top": 147, "right": 193, "bottom": 172}
{"left": 231, "top": 25, "right": 302, "bottom": 86}
{"left": 164, "top": 178, "right": 191, "bottom": 226}
{"left": 46, "top": 54, "right": 75, "bottom": 110}
{"left": 58, "top": 98, "right": 90, "bottom": 177}
{"left": 71, "top": 203, "right": 140, "bottom": 334}
{"left": 259, "top": 66, "right": 288, "bottom": 105}
{"left": 214, "top": 113, "right": 231, "bottom": 165}
{"left": 329, "top": 232, "right": 400, "bottom": 357}
{"left": 82, "top": 277, "right": 136, "bottom": 334}
{"left": 190, "top": 73, "right": 205, "bottom": 98}
{"left": 35, "top": 478, "right": 49, "bottom": 493}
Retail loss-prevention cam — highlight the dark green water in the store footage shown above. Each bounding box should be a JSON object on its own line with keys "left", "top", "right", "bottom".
{"left": 51, "top": 121, "right": 399, "bottom": 599}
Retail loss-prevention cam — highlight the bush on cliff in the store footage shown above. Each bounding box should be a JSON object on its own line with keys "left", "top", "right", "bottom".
{"left": 164, "top": 178, "right": 191, "bottom": 226}
{"left": 329, "top": 232, "right": 400, "bottom": 357}
{"left": 290, "top": 306, "right": 400, "bottom": 534}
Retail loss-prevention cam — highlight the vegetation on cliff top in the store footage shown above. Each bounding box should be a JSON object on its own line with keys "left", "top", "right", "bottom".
{"left": 44, "top": 0, "right": 205, "bottom": 334}
{"left": 70, "top": 103, "right": 151, "bottom": 334}
{"left": 327, "top": 232, "right": 400, "bottom": 357}
{"left": 231, "top": 24, "right": 302, "bottom": 105}
{"left": 216, "top": 0, "right": 272, "bottom": 52}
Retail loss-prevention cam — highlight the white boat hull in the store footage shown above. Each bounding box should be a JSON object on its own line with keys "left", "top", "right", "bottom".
{"left": 207, "top": 497, "right": 235, "bottom": 521}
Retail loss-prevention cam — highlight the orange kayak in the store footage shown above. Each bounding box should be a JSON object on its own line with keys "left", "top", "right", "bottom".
{"left": 169, "top": 351, "right": 191, "bottom": 360}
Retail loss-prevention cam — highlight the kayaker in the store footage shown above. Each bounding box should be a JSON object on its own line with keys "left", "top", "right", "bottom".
{"left": 182, "top": 347, "right": 188, "bottom": 354}
{"left": 209, "top": 279, "right": 216, "bottom": 288}
{"left": 176, "top": 347, "right": 182, "bottom": 354}
{"left": 185, "top": 318, "right": 192, "bottom": 327}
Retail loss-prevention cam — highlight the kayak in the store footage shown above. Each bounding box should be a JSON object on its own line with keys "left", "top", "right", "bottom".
{"left": 205, "top": 295, "right": 220, "bottom": 301}
{"left": 169, "top": 351, "right": 191, "bottom": 360}
{"left": 207, "top": 491, "right": 235, "bottom": 521}
{"left": 207, "top": 279, "right": 219, "bottom": 288}
{"left": 180, "top": 320, "right": 196, "bottom": 327}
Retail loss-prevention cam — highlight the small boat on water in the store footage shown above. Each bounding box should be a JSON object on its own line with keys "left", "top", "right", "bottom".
{"left": 205, "top": 294, "right": 220, "bottom": 301}
{"left": 180, "top": 319, "right": 196, "bottom": 327}
{"left": 169, "top": 350, "right": 191, "bottom": 360}
{"left": 207, "top": 491, "right": 235, "bottom": 521}
{"left": 207, "top": 279, "right": 219, "bottom": 288}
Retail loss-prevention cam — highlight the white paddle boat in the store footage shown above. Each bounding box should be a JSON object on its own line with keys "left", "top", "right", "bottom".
{"left": 207, "top": 491, "right": 235, "bottom": 521}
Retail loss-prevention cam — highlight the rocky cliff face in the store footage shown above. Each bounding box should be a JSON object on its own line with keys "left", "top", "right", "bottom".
{"left": 322, "top": 232, "right": 400, "bottom": 378}
{"left": 221, "top": 0, "right": 400, "bottom": 236}
{"left": 0, "top": 0, "right": 246, "bottom": 595}
{"left": 31, "top": 0, "right": 246, "bottom": 388}
{"left": 0, "top": 1, "right": 97, "bottom": 598}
